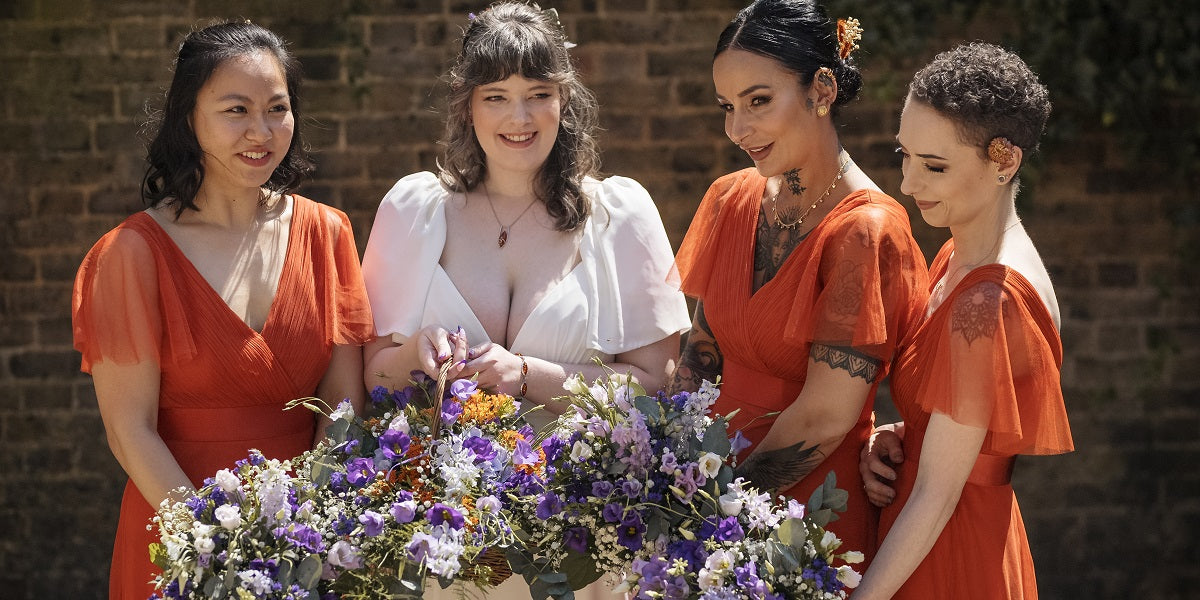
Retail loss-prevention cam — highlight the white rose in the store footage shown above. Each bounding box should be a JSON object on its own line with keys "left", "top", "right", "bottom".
{"left": 697, "top": 452, "right": 722, "bottom": 479}
{"left": 214, "top": 504, "right": 242, "bottom": 530}
{"left": 193, "top": 536, "right": 215, "bottom": 555}
{"left": 842, "top": 550, "right": 865, "bottom": 564}
{"left": 821, "top": 530, "right": 840, "bottom": 551}
{"left": 837, "top": 565, "right": 863, "bottom": 588}
{"left": 570, "top": 440, "right": 594, "bottom": 462}
{"left": 697, "top": 567, "right": 723, "bottom": 591}
{"left": 388, "top": 414, "right": 410, "bottom": 434}
{"left": 563, "top": 375, "right": 588, "bottom": 395}
{"left": 329, "top": 400, "right": 356, "bottom": 422}
{"left": 213, "top": 469, "right": 241, "bottom": 493}
{"left": 718, "top": 492, "right": 743, "bottom": 516}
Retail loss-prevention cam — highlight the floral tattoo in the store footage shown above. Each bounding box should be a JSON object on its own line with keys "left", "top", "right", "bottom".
{"left": 951, "top": 283, "right": 1003, "bottom": 346}
{"left": 784, "top": 169, "right": 806, "bottom": 196}
{"left": 670, "top": 301, "right": 723, "bottom": 394}
{"left": 753, "top": 210, "right": 808, "bottom": 292}
{"left": 735, "top": 440, "right": 824, "bottom": 493}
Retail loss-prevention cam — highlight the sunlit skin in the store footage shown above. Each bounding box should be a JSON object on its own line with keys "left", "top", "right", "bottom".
{"left": 190, "top": 50, "right": 294, "bottom": 204}
{"left": 470, "top": 75, "right": 562, "bottom": 185}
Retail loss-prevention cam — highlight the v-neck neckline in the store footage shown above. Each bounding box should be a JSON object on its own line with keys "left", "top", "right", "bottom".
{"left": 746, "top": 175, "right": 849, "bottom": 301}
{"left": 134, "top": 196, "right": 299, "bottom": 338}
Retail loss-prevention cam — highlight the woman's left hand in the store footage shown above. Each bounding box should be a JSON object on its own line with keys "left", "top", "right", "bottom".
{"left": 461, "top": 342, "right": 525, "bottom": 396}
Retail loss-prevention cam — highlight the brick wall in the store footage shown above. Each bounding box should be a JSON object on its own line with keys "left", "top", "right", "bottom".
{"left": 0, "top": 1, "right": 1196, "bottom": 598}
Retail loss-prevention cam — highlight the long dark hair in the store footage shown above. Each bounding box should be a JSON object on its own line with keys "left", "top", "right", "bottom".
{"left": 439, "top": 1, "right": 600, "bottom": 232}
{"left": 715, "top": 0, "right": 863, "bottom": 113}
{"left": 142, "top": 21, "right": 314, "bottom": 218}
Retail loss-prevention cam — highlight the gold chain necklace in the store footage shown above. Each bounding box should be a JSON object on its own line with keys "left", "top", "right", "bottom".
{"left": 482, "top": 182, "right": 539, "bottom": 248}
{"left": 770, "top": 156, "right": 851, "bottom": 230}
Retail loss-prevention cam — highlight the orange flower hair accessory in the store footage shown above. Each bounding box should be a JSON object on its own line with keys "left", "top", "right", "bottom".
{"left": 987, "top": 136, "right": 1016, "bottom": 164}
{"left": 837, "top": 17, "right": 863, "bottom": 60}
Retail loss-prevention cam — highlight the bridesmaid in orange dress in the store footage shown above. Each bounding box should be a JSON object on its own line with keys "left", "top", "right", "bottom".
{"left": 671, "top": 0, "right": 929, "bottom": 566}
{"left": 71, "top": 22, "right": 373, "bottom": 599}
{"left": 855, "top": 42, "right": 1074, "bottom": 599}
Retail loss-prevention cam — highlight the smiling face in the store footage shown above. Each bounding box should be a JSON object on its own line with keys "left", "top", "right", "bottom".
{"left": 470, "top": 75, "right": 562, "bottom": 180}
{"left": 713, "top": 49, "right": 817, "bottom": 177}
{"left": 190, "top": 50, "right": 294, "bottom": 200}
{"left": 896, "top": 96, "right": 1000, "bottom": 229}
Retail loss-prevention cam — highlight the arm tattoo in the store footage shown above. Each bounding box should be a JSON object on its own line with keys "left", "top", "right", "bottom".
{"left": 950, "top": 283, "right": 1003, "bottom": 346}
{"left": 735, "top": 439, "right": 824, "bottom": 493}
{"left": 753, "top": 210, "right": 808, "bottom": 291}
{"left": 810, "top": 342, "right": 882, "bottom": 382}
{"left": 669, "top": 301, "right": 723, "bottom": 394}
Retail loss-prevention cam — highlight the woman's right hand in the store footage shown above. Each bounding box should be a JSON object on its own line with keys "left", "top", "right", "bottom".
{"left": 411, "top": 325, "right": 471, "bottom": 379}
{"left": 860, "top": 426, "right": 905, "bottom": 507}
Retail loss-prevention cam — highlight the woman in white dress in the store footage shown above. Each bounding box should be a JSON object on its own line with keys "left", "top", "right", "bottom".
{"left": 360, "top": 3, "right": 691, "bottom": 597}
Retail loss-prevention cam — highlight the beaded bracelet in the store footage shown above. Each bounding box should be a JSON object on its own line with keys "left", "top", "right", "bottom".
{"left": 514, "top": 353, "right": 529, "bottom": 397}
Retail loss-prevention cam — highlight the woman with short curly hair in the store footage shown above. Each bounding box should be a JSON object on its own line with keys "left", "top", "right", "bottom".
{"left": 856, "top": 42, "right": 1074, "bottom": 598}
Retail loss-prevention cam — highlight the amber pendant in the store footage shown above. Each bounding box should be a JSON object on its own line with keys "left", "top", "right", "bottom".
{"left": 498, "top": 228, "right": 508, "bottom": 248}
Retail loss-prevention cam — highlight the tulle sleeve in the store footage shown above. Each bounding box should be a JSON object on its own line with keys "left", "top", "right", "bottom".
{"left": 582, "top": 176, "right": 691, "bottom": 354}
{"left": 785, "top": 195, "right": 929, "bottom": 365}
{"left": 318, "top": 202, "right": 374, "bottom": 346}
{"left": 675, "top": 171, "right": 747, "bottom": 301}
{"left": 71, "top": 221, "right": 195, "bottom": 373}
{"left": 361, "top": 172, "right": 447, "bottom": 339}
{"left": 917, "top": 271, "right": 1074, "bottom": 455}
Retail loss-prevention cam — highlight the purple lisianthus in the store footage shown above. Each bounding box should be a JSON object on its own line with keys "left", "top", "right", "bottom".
{"left": 441, "top": 399, "right": 463, "bottom": 425}
{"left": 620, "top": 478, "right": 643, "bottom": 498}
{"left": 591, "top": 480, "right": 615, "bottom": 499}
{"left": 407, "top": 532, "right": 436, "bottom": 564}
{"left": 378, "top": 429, "right": 411, "bottom": 460}
{"left": 564, "top": 526, "right": 589, "bottom": 553}
{"left": 345, "top": 457, "right": 375, "bottom": 488}
{"left": 716, "top": 516, "right": 744, "bottom": 542}
{"left": 273, "top": 524, "right": 325, "bottom": 554}
{"left": 601, "top": 502, "right": 625, "bottom": 524}
{"left": 672, "top": 463, "right": 705, "bottom": 502}
{"left": 513, "top": 438, "right": 540, "bottom": 467}
{"left": 617, "top": 511, "right": 646, "bottom": 551}
{"left": 536, "top": 492, "right": 564, "bottom": 520}
{"left": 464, "top": 435, "right": 497, "bottom": 463}
{"left": 730, "top": 430, "right": 752, "bottom": 456}
{"left": 659, "top": 449, "right": 679, "bottom": 474}
{"left": 426, "top": 503, "right": 466, "bottom": 530}
{"left": 541, "top": 435, "right": 567, "bottom": 463}
{"left": 389, "top": 500, "right": 418, "bottom": 523}
{"left": 359, "top": 510, "right": 385, "bottom": 537}
{"left": 735, "top": 562, "right": 767, "bottom": 600}
{"left": 450, "top": 379, "right": 479, "bottom": 400}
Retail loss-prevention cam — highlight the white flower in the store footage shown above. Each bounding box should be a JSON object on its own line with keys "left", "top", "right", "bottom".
{"left": 193, "top": 535, "right": 215, "bottom": 555}
{"left": 697, "top": 567, "right": 723, "bottom": 590}
{"left": 821, "top": 530, "right": 840, "bottom": 552}
{"left": 214, "top": 504, "right": 242, "bottom": 530}
{"left": 238, "top": 569, "right": 273, "bottom": 595}
{"left": 842, "top": 550, "right": 865, "bottom": 564}
{"left": 837, "top": 565, "right": 862, "bottom": 588}
{"left": 697, "top": 452, "right": 722, "bottom": 478}
{"left": 328, "top": 540, "right": 363, "bottom": 569}
{"left": 388, "top": 413, "right": 410, "bottom": 434}
{"left": 330, "top": 399, "right": 356, "bottom": 422}
{"left": 570, "top": 440, "right": 594, "bottom": 462}
{"left": 718, "top": 491, "right": 743, "bottom": 516}
{"left": 213, "top": 469, "right": 241, "bottom": 493}
{"left": 563, "top": 374, "right": 588, "bottom": 395}
{"left": 704, "top": 549, "right": 736, "bottom": 573}
{"left": 476, "top": 495, "right": 502, "bottom": 514}
{"left": 786, "top": 498, "right": 806, "bottom": 520}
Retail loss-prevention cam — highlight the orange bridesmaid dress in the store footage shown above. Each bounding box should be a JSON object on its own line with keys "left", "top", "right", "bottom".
{"left": 878, "top": 241, "right": 1074, "bottom": 598}
{"left": 72, "top": 196, "right": 373, "bottom": 600}
{"left": 676, "top": 169, "right": 929, "bottom": 565}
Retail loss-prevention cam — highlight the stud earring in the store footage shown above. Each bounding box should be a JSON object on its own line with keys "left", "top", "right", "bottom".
{"left": 998, "top": 175, "right": 1006, "bottom": 182}
{"left": 816, "top": 105, "right": 829, "bottom": 117}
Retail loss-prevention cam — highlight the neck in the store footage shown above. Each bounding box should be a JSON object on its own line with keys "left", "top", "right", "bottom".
{"left": 190, "top": 186, "right": 270, "bottom": 229}
{"left": 949, "top": 192, "right": 1020, "bottom": 267}
{"left": 482, "top": 165, "right": 539, "bottom": 204}
{"left": 776, "top": 145, "right": 847, "bottom": 204}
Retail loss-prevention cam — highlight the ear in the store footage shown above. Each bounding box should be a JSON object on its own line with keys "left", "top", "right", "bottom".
{"left": 995, "top": 145, "right": 1023, "bottom": 184}
{"left": 810, "top": 67, "right": 838, "bottom": 115}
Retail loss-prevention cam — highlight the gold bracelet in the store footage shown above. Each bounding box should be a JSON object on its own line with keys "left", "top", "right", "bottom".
{"left": 515, "top": 353, "right": 528, "bottom": 397}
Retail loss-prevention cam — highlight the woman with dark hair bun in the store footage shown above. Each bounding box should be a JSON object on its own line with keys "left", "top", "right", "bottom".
{"left": 855, "top": 42, "right": 1074, "bottom": 598}
{"left": 670, "top": 0, "right": 929, "bottom": 566}
{"left": 72, "top": 21, "right": 373, "bottom": 598}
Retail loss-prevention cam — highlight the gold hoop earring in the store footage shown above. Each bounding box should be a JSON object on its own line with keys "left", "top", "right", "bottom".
{"left": 816, "top": 105, "right": 829, "bottom": 117}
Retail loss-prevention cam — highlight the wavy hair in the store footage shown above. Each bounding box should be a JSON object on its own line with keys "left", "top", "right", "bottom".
{"left": 141, "top": 21, "right": 314, "bottom": 218}
{"left": 715, "top": 0, "right": 863, "bottom": 114}
{"left": 439, "top": 1, "right": 600, "bottom": 232}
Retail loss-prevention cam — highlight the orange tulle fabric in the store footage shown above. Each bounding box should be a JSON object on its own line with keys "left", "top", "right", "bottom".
{"left": 676, "top": 169, "right": 929, "bottom": 565}
{"left": 878, "top": 240, "right": 1074, "bottom": 599}
{"left": 71, "top": 196, "right": 373, "bottom": 599}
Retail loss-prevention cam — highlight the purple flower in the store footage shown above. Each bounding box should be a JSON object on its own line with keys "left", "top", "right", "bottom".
{"left": 716, "top": 516, "right": 744, "bottom": 542}
{"left": 659, "top": 450, "right": 679, "bottom": 474}
{"left": 378, "top": 429, "right": 411, "bottom": 460}
{"left": 541, "top": 436, "right": 566, "bottom": 463}
{"left": 389, "top": 500, "right": 418, "bottom": 523}
{"left": 730, "top": 430, "right": 752, "bottom": 456}
{"left": 513, "top": 438, "right": 540, "bottom": 467}
{"left": 735, "top": 562, "right": 767, "bottom": 599}
{"left": 426, "top": 503, "right": 465, "bottom": 530}
{"left": 536, "top": 492, "right": 563, "bottom": 520}
{"left": 359, "top": 510, "right": 385, "bottom": 537}
{"left": 441, "top": 399, "right": 463, "bottom": 425}
{"left": 591, "top": 480, "right": 614, "bottom": 499}
{"left": 672, "top": 463, "right": 705, "bottom": 502}
{"left": 620, "top": 478, "right": 643, "bottom": 498}
{"left": 666, "top": 539, "right": 705, "bottom": 571}
{"left": 407, "top": 532, "right": 436, "bottom": 564}
{"left": 564, "top": 527, "right": 589, "bottom": 553}
{"left": 464, "top": 435, "right": 497, "bottom": 463}
{"left": 273, "top": 524, "right": 326, "bottom": 554}
{"left": 450, "top": 379, "right": 479, "bottom": 400}
{"left": 601, "top": 502, "right": 624, "bottom": 524}
{"left": 345, "top": 457, "right": 375, "bottom": 488}
{"left": 617, "top": 511, "right": 646, "bottom": 551}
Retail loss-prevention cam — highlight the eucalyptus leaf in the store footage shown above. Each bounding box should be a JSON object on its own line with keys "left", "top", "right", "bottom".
{"left": 276, "top": 557, "right": 294, "bottom": 586}
{"left": 807, "top": 485, "right": 824, "bottom": 513}
{"left": 326, "top": 418, "right": 351, "bottom": 443}
{"left": 296, "top": 554, "right": 323, "bottom": 589}
{"left": 701, "top": 420, "right": 731, "bottom": 455}
{"left": 776, "top": 517, "right": 799, "bottom": 547}
{"left": 560, "top": 549, "right": 603, "bottom": 588}
{"left": 809, "top": 507, "right": 834, "bottom": 528}
{"left": 824, "top": 488, "right": 849, "bottom": 512}
{"left": 633, "top": 395, "right": 661, "bottom": 420}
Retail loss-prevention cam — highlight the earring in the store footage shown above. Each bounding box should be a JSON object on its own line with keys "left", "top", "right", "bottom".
{"left": 998, "top": 175, "right": 1006, "bottom": 182}
{"left": 816, "top": 105, "right": 829, "bottom": 117}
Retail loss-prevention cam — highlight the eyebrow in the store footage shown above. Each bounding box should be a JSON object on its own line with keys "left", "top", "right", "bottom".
{"left": 715, "top": 84, "right": 770, "bottom": 103}
{"left": 895, "top": 137, "right": 947, "bottom": 160}
{"left": 217, "top": 93, "right": 289, "bottom": 103}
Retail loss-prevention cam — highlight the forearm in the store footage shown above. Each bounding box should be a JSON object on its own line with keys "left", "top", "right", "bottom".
{"left": 737, "top": 405, "right": 849, "bottom": 491}
{"left": 364, "top": 336, "right": 423, "bottom": 392}
{"left": 525, "top": 334, "right": 679, "bottom": 414}
{"left": 668, "top": 301, "right": 721, "bottom": 394}
{"left": 108, "top": 425, "right": 193, "bottom": 508}
{"left": 853, "top": 483, "right": 960, "bottom": 599}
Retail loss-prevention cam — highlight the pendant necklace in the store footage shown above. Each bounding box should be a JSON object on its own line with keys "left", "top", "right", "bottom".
{"left": 482, "top": 182, "right": 539, "bottom": 248}
{"left": 769, "top": 155, "right": 852, "bottom": 230}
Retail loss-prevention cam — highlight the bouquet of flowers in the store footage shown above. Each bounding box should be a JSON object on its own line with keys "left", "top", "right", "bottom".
{"left": 509, "top": 369, "right": 862, "bottom": 600}
{"left": 298, "top": 368, "right": 542, "bottom": 599}
{"left": 150, "top": 451, "right": 331, "bottom": 599}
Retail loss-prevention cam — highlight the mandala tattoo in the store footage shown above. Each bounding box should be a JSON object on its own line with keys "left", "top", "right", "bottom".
{"left": 810, "top": 342, "right": 881, "bottom": 382}
{"left": 950, "top": 282, "right": 1003, "bottom": 346}
{"left": 784, "top": 169, "right": 806, "bottom": 196}
{"left": 735, "top": 439, "right": 824, "bottom": 492}
{"left": 671, "top": 301, "right": 723, "bottom": 393}
{"left": 753, "top": 210, "right": 808, "bottom": 291}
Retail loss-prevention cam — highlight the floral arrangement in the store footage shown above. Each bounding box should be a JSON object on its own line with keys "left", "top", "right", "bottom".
{"left": 150, "top": 369, "right": 541, "bottom": 600}
{"left": 508, "top": 369, "right": 863, "bottom": 600}
{"left": 149, "top": 451, "right": 330, "bottom": 599}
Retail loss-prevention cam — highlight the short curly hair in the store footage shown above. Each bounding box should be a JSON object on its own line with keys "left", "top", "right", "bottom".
{"left": 908, "top": 42, "right": 1050, "bottom": 161}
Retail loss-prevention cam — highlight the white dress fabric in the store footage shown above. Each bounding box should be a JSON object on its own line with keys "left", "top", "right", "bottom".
{"left": 361, "top": 171, "right": 691, "bottom": 599}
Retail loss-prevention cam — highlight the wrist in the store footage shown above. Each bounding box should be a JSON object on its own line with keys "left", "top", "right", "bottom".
{"left": 514, "top": 353, "right": 528, "bottom": 398}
